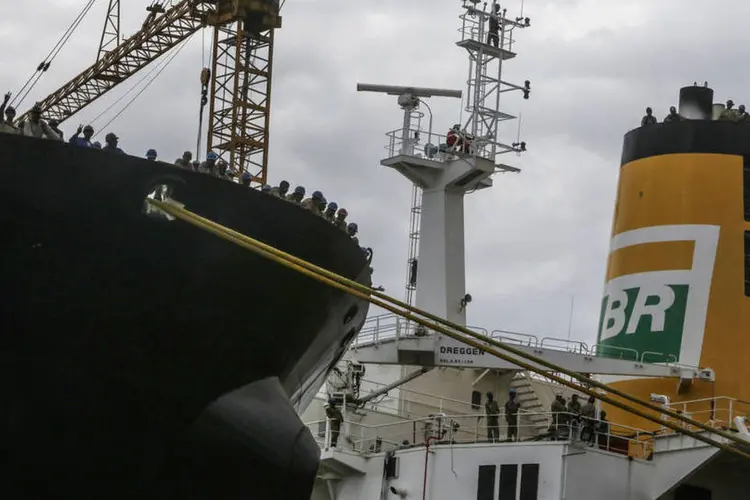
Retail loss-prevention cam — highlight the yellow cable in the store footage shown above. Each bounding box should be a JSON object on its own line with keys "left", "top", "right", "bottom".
{"left": 150, "top": 198, "right": 744, "bottom": 444}
{"left": 148, "top": 199, "right": 750, "bottom": 460}
{"left": 162, "top": 200, "right": 747, "bottom": 445}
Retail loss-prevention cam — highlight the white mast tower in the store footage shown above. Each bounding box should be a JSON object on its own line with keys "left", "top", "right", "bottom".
{"left": 357, "top": 1, "right": 530, "bottom": 337}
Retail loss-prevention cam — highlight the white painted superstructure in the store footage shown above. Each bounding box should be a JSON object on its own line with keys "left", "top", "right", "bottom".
{"left": 301, "top": 2, "right": 750, "bottom": 499}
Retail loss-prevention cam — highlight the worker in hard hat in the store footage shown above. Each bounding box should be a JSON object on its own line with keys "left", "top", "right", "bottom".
{"left": 580, "top": 395, "right": 596, "bottom": 444}
{"left": 69, "top": 125, "right": 95, "bottom": 147}
{"left": 270, "top": 180, "right": 290, "bottom": 198}
{"left": 347, "top": 222, "right": 359, "bottom": 245}
{"left": 0, "top": 92, "right": 18, "bottom": 134}
{"left": 302, "top": 190, "right": 325, "bottom": 214}
{"left": 738, "top": 104, "right": 749, "bottom": 122}
{"left": 286, "top": 186, "right": 305, "bottom": 204}
{"left": 550, "top": 394, "right": 566, "bottom": 439}
{"left": 334, "top": 208, "right": 348, "bottom": 231}
{"left": 663, "top": 106, "right": 682, "bottom": 123}
{"left": 201, "top": 151, "right": 218, "bottom": 174}
{"left": 505, "top": 388, "right": 521, "bottom": 441}
{"left": 446, "top": 123, "right": 471, "bottom": 153}
{"left": 315, "top": 192, "right": 328, "bottom": 214}
{"left": 216, "top": 158, "right": 229, "bottom": 178}
{"left": 487, "top": 3, "right": 501, "bottom": 48}
{"left": 20, "top": 103, "right": 61, "bottom": 140}
{"left": 719, "top": 100, "right": 738, "bottom": 121}
{"left": 485, "top": 391, "right": 501, "bottom": 443}
{"left": 641, "top": 107, "right": 657, "bottom": 126}
{"left": 240, "top": 171, "right": 252, "bottom": 187}
{"left": 175, "top": 151, "right": 192, "bottom": 168}
{"left": 48, "top": 119, "right": 65, "bottom": 142}
{"left": 146, "top": 149, "right": 158, "bottom": 161}
{"left": 324, "top": 202, "right": 338, "bottom": 222}
{"left": 102, "top": 132, "right": 125, "bottom": 154}
{"left": 325, "top": 399, "right": 343, "bottom": 449}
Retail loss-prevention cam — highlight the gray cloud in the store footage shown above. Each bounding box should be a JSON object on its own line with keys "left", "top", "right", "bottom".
{"left": 3, "top": 0, "right": 742, "bottom": 348}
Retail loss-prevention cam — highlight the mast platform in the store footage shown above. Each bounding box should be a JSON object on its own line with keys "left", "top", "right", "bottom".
{"left": 455, "top": 38, "right": 516, "bottom": 60}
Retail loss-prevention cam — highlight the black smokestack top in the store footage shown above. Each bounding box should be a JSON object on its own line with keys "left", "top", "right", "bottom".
{"left": 679, "top": 84, "right": 714, "bottom": 120}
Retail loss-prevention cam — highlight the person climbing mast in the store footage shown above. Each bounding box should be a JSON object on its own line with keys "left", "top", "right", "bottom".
{"left": 487, "top": 3, "right": 501, "bottom": 48}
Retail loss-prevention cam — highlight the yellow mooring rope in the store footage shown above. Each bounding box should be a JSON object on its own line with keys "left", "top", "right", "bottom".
{"left": 148, "top": 198, "right": 750, "bottom": 460}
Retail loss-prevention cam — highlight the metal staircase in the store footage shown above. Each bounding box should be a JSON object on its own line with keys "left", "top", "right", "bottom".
{"left": 511, "top": 372, "right": 549, "bottom": 434}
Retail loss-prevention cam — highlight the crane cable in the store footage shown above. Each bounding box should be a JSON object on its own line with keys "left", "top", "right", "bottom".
{"left": 13, "top": 0, "right": 99, "bottom": 109}
{"left": 146, "top": 198, "right": 750, "bottom": 461}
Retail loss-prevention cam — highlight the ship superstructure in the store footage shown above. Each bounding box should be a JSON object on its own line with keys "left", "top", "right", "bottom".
{"left": 302, "top": 3, "right": 750, "bottom": 500}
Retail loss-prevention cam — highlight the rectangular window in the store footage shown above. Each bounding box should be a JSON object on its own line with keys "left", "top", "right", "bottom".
{"left": 476, "top": 465, "right": 496, "bottom": 500}
{"left": 520, "top": 463, "right": 540, "bottom": 500}
{"left": 498, "top": 464, "right": 518, "bottom": 500}
{"left": 674, "top": 484, "right": 712, "bottom": 500}
{"left": 317, "top": 421, "right": 326, "bottom": 438}
{"left": 745, "top": 232, "right": 750, "bottom": 297}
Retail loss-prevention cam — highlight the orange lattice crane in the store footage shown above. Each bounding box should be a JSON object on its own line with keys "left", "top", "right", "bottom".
{"left": 18, "top": 0, "right": 281, "bottom": 186}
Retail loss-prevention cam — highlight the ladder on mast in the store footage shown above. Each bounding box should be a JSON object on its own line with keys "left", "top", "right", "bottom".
{"left": 405, "top": 183, "right": 422, "bottom": 306}
{"left": 457, "top": 2, "right": 529, "bottom": 164}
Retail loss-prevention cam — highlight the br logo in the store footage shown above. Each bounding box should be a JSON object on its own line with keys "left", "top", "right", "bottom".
{"left": 597, "top": 225, "right": 719, "bottom": 365}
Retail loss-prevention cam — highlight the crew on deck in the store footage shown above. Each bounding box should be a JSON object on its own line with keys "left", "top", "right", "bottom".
{"left": 334, "top": 208, "right": 348, "bottom": 230}
{"left": 175, "top": 150, "right": 192, "bottom": 168}
{"left": 69, "top": 125, "right": 95, "bottom": 147}
{"left": 639, "top": 98, "right": 750, "bottom": 125}
{"left": 324, "top": 202, "right": 338, "bottom": 222}
{"left": 719, "top": 100, "right": 737, "bottom": 121}
{"left": 663, "top": 106, "right": 682, "bottom": 123}
{"left": 103, "top": 132, "right": 125, "bottom": 154}
{"left": 485, "top": 391, "right": 501, "bottom": 442}
{"left": 641, "top": 107, "right": 657, "bottom": 126}
{"left": 287, "top": 186, "right": 305, "bottom": 204}
{"left": 0, "top": 94, "right": 17, "bottom": 134}
{"left": 505, "top": 388, "right": 521, "bottom": 441}
{"left": 20, "top": 103, "right": 61, "bottom": 140}
{"left": 0, "top": 91, "right": 367, "bottom": 252}
{"left": 325, "top": 399, "right": 343, "bottom": 449}
{"left": 270, "top": 180, "right": 290, "bottom": 198}
{"left": 487, "top": 3, "right": 501, "bottom": 48}
{"left": 49, "top": 119, "right": 65, "bottom": 141}
{"left": 201, "top": 151, "right": 218, "bottom": 174}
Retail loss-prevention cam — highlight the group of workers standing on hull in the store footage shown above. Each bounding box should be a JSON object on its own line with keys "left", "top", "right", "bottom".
{"left": 641, "top": 99, "right": 750, "bottom": 125}
{"left": 0, "top": 93, "right": 364, "bottom": 246}
{"left": 249, "top": 179, "right": 360, "bottom": 242}
{"left": 1, "top": 93, "right": 128, "bottom": 153}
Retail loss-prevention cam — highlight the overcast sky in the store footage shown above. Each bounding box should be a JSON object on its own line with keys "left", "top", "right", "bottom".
{"left": 3, "top": 0, "right": 749, "bottom": 347}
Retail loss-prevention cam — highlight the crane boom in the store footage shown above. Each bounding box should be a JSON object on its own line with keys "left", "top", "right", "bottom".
{"left": 21, "top": 0, "right": 212, "bottom": 124}
{"left": 22, "top": 0, "right": 281, "bottom": 186}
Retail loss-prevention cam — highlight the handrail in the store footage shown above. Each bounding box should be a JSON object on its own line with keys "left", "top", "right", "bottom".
{"left": 640, "top": 351, "right": 678, "bottom": 364}
{"left": 540, "top": 337, "right": 590, "bottom": 355}
{"left": 359, "top": 313, "right": 682, "bottom": 367}
{"left": 591, "top": 343, "right": 639, "bottom": 361}
{"left": 491, "top": 329, "right": 539, "bottom": 347}
{"left": 308, "top": 411, "right": 654, "bottom": 459}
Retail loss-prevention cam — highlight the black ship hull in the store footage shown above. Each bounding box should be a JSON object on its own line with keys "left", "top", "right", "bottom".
{"left": 0, "top": 135, "right": 371, "bottom": 499}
